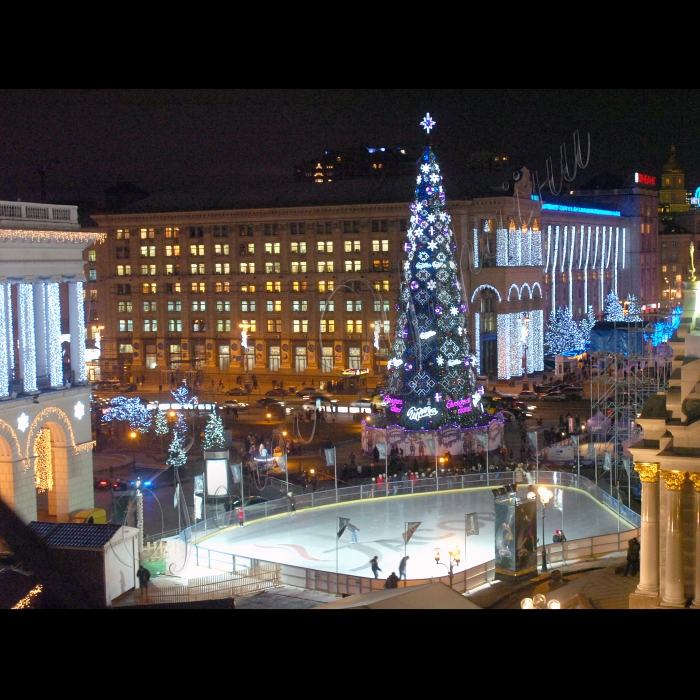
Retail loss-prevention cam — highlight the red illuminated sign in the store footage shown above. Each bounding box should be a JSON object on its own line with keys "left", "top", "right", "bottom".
{"left": 635, "top": 173, "right": 656, "bottom": 186}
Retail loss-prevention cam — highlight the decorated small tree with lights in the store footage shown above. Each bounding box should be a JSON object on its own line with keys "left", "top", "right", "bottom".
{"left": 154, "top": 410, "right": 169, "bottom": 436}
{"left": 625, "top": 294, "right": 643, "bottom": 322}
{"left": 545, "top": 307, "right": 584, "bottom": 355}
{"left": 604, "top": 291, "right": 626, "bottom": 322}
{"left": 101, "top": 396, "right": 152, "bottom": 434}
{"left": 170, "top": 385, "right": 194, "bottom": 438}
{"left": 203, "top": 410, "right": 226, "bottom": 451}
{"left": 384, "top": 114, "right": 486, "bottom": 430}
{"left": 578, "top": 305, "right": 596, "bottom": 346}
{"left": 166, "top": 431, "right": 187, "bottom": 470}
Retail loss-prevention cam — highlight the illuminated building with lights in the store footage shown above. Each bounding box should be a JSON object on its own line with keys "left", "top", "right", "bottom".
{"left": 86, "top": 158, "right": 658, "bottom": 389}
{"left": 0, "top": 200, "right": 103, "bottom": 523}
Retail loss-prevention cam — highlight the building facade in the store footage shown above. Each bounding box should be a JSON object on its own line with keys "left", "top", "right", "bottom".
{"left": 0, "top": 200, "right": 103, "bottom": 523}
{"left": 87, "top": 169, "right": 660, "bottom": 388}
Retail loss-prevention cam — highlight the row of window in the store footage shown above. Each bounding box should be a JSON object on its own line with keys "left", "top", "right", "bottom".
{"left": 114, "top": 280, "right": 391, "bottom": 295}
{"left": 114, "top": 221, "right": 406, "bottom": 240}
{"left": 112, "top": 239, "right": 391, "bottom": 259}
{"left": 117, "top": 299, "right": 391, "bottom": 314}
{"left": 117, "top": 318, "right": 390, "bottom": 334}
{"left": 115, "top": 259, "right": 391, "bottom": 276}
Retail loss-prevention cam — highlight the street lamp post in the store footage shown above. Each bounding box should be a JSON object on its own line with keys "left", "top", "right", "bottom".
{"left": 521, "top": 592, "right": 561, "bottom": 609}
{"left": 239, "top": 322, "right": 251, "bottom": 394}
{"left": 538, "top": 486, "right": 553, "bottom": 572}
{"left": 665, "top": 277, "right": 671, "bottom": 311}
{"left": 434, "top": 543, "right": 461, "bottom": 589}
{"left": 129, "top": 430, "right": 138, "bottom": 472}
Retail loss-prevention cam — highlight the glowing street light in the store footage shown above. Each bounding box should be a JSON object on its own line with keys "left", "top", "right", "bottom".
{"left": 435, "top": 542, "right": 461, "bottom": 588}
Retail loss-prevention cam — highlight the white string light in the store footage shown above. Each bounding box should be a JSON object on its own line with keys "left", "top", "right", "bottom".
{"left": 474, "top": 312, "right": 481, "bottom": 374}
{"left": 544, "top": 225, "right": 552, "bottom": 273}
{"left": 614, "top": 227, "right": 620, "bottom": 295}
{"left": 0, "top": 228, "right": 105, "bottom": 245}
{"left": 529, "top": 310, "right": 544, "bottom": 372}
{"left": 473, "top": 228, "right": 479, "bottom": 268}
{"left": 74, "top": 281, "right": 87, "bottom": 382}
{"left": 561, "top": 226, "right": 568, "bottom": 273}
{"left": 0, "top": 283, "right": 8, "bottom": 396}
{"left": 497, "top": 314, "right": 509, "bottom": 379}
{"left": 46, "top": 283, "right": 62, "bottom": 387}
{"left": 569, "top": 227, "right": 575, "bottom": 311}
{"left": 532, "top": 220, "right": 542, "bottom": 266}
{"left": 496, "top": 228, "right": 508, "bottom": 266}
{"left": 18, "top": 284, "right": 37, "bottom": 392}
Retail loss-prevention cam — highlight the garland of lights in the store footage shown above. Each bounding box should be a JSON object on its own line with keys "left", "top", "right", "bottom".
{"left": 473, "top": 228, "right": 479, "bottom": 268}
{"left": 18, "top": 283, "right": 37, "bottom": 393}
{"left": 584, "top": 227, "right": 591, "bottom": 311}
{"left": 26, "top": 407, "right": 77, "bottom": 469}
{"left": 529, "top": 310, "right": 544, "bottom": 372}
{"left": 496, "top": 228, "right": 509, "bottom": 267}
{"left": 0, "top": 283, "right": 8, "bottom": 395}
{"left": 561, "top": 226, "right": 568, "bottom": 273}
{"left": 11, "top": 584, "right": 43, "bottom": 609}
{"left": 497, "top": 314, "right": 510, "bottom": 379}
{"left": 509, "top": 313, "right": 521, "bottom": 377}
{"left": 622, "top": 226, "right": 626, "bottom": 269}
{"left": 474, "top": 312, "right": 481, "bottom": 374}
{"left": 73, "top": 281, "right": 87, "bottom": 382}
{"left": 532, "top": 221, "right": 542, "bottom": 266}
{"left": 568, "top": 228, "right": 575, "bottom": 310}
{"left": 34, "top": 427, "right": 53, "bottom": 493}
{"left": 46, "top": 282, "right": 63, "bottom": 387}
{"left": 0, "top": 229, "right": 105, "bottom": 245}
{"left": 544, "top": 226, "right": 552, "bottom": 273}
{"left": 74, "top": 440, "right": 96, "bottom": 455}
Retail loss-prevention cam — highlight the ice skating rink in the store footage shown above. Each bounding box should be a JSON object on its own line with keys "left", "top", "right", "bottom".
{"left": 192, "top": 485, "right": 635, "bottom": 580}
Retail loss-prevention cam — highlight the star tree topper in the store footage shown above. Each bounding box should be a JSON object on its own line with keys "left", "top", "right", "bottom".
{"left": 421, "top": 113, "right": 436, "bottom": 133}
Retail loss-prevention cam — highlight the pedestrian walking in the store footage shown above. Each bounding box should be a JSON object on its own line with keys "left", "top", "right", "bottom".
{"left": 384, "top": 572, "right": 399, "bottom": 589}
{"left": 311, "top": 473, "right": 318, "bottom": 492}
{"left": 137, "top": 564, "right": 150, "bottom": 589}
{"left": 348, "top": 523, "right": 359, "bottom": 544}
{"left": 287, "top": 492, "right": 296, "bottom": 513}
{"left": 623, "top": 537, "right": 640, "bottom": 577}
{"left": 370, "top": 556, "right": 382, "bottom": 579}
{"left": 237, "top": 506, "right": 245, "bottom": 527}
{"left": 399, "top": 555, "right": 409, "bottom": 581}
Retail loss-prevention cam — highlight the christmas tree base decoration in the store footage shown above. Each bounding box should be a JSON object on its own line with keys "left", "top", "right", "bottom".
{"left": 377, "top": 114, "right": 502, "bottom": 452}
{"left": 361, "top": 419, "right": 505, "bottom": 462}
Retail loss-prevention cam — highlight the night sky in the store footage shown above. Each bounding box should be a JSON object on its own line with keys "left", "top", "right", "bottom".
{"left": 2, "top": 89, "right": 699, "bottom": 206}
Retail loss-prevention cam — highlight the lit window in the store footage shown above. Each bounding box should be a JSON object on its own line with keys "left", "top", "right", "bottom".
{"left": 214, "top": 263, "right": 231, "bottom": 274}
{"left": 293, "top": 319, "right": 309, "bottom": 333}
{"left": 165, "top": 245, "right": 180, "bottom": 257}
{"left": 168, "top": 319, "right": 182, "bottom": 332}
{"left": 190, "top": 263, "right": 206, "bottom": 274}
{"left": 217, "top": 319, "right": 232, "bottom": 332}
{"left": 88, "top": 250, "right": 97, "bottom": 262}
{"left": 214, "top": 244, "right": 230, "bottom": 255}
{"left": 190, "top": 244, "right": 205, "bottom": 256}
{"left": 192, "top": 301, "right": 206, "bottom": 312}
{"left": 143, "top": 319, "right": 158, "bottom": 332}
{"left": 167, "top": 301, "right": 182, "bottom": 312}
{"left": 320, "top": 319, "right": 335, "bottom": 333}
{"left": 117, "top": 265, "right": 131, "bottom": 276}
{"left": 293, "top": 300, "right": 308, "bottom": 312}
{"left": 216, "top": 300, "right": 231, "bottom": 312}
{"left": 192, "top": 318, "right": 206, "bottom": 332}
{"left": 317, "top": 261, "right": 334, "bottom": 273}
{"left": 241, "top": 300, "right": 257, "bottom": 312}
{"left": 165, "top": 227, "right": 179, "bottom": 239}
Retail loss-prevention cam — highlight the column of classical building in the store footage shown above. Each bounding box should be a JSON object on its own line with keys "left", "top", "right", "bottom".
{"left": 690, "top": 474, "right": 700, "bottom": 609}
{"left": 18, "top": 281, "right": 38, "bottom": 393}
{"left": 634, "top": 462, "right": 660, "bottom": 597}
{"left": 45, "top": 281, "right": 64, "bottom": 387}
{"left": 33, "top": 280, "right": 48, "bottom": 384}
{"left": 67, "top": 277, "right": 87, "bottom": 384}
{"left": 0, "top": 281, "right": 11, "bottom": 396}
{"left": 660, "top": 470, "right": 689, "bottom": 607}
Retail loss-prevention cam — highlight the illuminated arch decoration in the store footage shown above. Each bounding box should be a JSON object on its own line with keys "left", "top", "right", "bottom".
{"left": 0, "top": 419, "right": 24, "bottom": 466}
{"left": 507, "top": 284, "right": 521, "bottom": 301}
{"left": 531, "top": 282, "right": 542, "bottom": 299}
{"left": 471, "top": 284, "right": 502, "bottom": 304}
{"left": 26, "top": 406, "right": 75, "bottom": 466}
{"left": 520, "top": 283, "right": 532, "bottom": 300}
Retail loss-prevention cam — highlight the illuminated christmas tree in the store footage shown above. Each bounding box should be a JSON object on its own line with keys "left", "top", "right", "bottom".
{"left": 101, "top": 396, "right": 152, "bottom": 433}
{"left": 203, "top": 410, "right": 226, "bottom": 451}
{"left": 154, "top": 409, "right": 169, "bottom": 436}
{"left": 578, "top": 305, "right": 596, "bottom": 343}
{"left": 604, "top": 291, "right": 626, "bottom": 322}
{"left": 384, "top": 114, "right": 485, "bottom": 430}
{"left": 166, "top": 431, "right": 187, "bottom": 470}
{"left": 545, "top": 307, "right": 584, "bottom": 355}
{"left": 625, "top": 294, "right": 643, "bottom": 322}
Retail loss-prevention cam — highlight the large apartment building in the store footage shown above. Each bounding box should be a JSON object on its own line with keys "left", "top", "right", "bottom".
{"left": 84, "top": 156, "right": 660, "bottom": 389}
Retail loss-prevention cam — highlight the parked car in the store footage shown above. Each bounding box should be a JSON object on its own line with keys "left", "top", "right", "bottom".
{"left": 541, "top": 391, "right": 567, "bottom": 401}
{"left": 225, "top": 387, "right": 248, "bottom": 396}
{"left": 265, "top": 388, "right": 288, "bottom": 396}
{"left": 516, "top": 390, "right": 539, "bottom": 401}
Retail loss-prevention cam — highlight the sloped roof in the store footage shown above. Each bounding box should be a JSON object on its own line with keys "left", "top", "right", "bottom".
{"left": 28, "top": 522, "right": 122, "bottom": 550}
{"left": 314, "top": 582, "right": 482, "bottom": 609}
